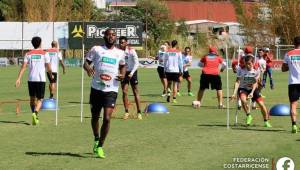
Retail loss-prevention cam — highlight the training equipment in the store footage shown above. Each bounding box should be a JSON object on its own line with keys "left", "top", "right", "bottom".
{"left": 269, "top": 104, "right": 290, "bottom": 116}
{"left": 192, "top": 100, "right": 201, "bottom": 108}
{"left": 41, "top": 98, "right": 57, "bottom": 110}
{"left": 144, "top": 103, "right": 169, "bottom": 114}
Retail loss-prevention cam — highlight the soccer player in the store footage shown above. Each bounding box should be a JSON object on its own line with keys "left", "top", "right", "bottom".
{"left": 46, "top": 41, "right": 66, "bottom": 99}
{"left": 156, "top": 44, "right": 168, "bottom": 97}
{"left": 15, "top": 36, "right": 53, "bottom": 125}
{"left": 83, "top": 28, "right": 126, "bottom": 158}
{"left": 164, "top": 40, "right": 183, "bottom": 103}
{"left": 178, "top": 46, "right": 194, "bottom": 96}
{"left": 118, "top": 36, "right": 142, "bottom": 120}
{"left": 282, "top": 36, "right": 300, "bottom": 133}
{"left": 262, "top": 47, "right": 274, "bottom": 89}
{"left": 231, "top": 54, "right": 272, "bottom": 127}
{"left": 196, "top": 46, "right": 226, "bottom": 108}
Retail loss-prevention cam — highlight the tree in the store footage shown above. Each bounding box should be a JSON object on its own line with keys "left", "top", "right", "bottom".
{"left": 176, "top": 19, "right": 189, "bottom": 37}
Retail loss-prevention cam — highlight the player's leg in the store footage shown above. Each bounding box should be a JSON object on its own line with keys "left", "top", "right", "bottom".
{"left": 213, "top": 75, "right": 224, "bottom": 108}
{"left": 130, "top": 72, "right": 142, "bottom": 120}
{"left": 177, "top": 75, "right": 182, "bottom": 96}
{"left": 166, "top": 73, "right": 172, "bottom": 102}
{"left": 268, "top": 68, "right": 274, "bottom": 89}
{"left": 121, "top": 82, "right": 130, "bottom": 119}
{"left": 289, "top": 84, "right": 299, "bottom": 133}
{"left": 262, "top": 70, "right": 267, "bottom": 88}
{"left": 90, "top": 88, "right": 102, "bottom": 153}
{"left": 196, "top": 74, "right": 208, "bottom": 105}
{"left": 253, "top": 89, "right": 271, "bottom": 127}
{"left": 239, "top": 89, "right": 253, "bottom": 125}
{"left": 185, "top": 71, "right": 194, "bottom": 96}
{"left": 157, "top": 67, "right": 167, "bottom": 96}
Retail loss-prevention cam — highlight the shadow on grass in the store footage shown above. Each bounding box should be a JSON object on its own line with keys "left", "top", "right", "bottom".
{"left": 0, "top": 120, "right": 30, "bottom": 125}
{"left": 68, "top": 101, "right": 89, "bottom": 104}
{"left": 67, "top": 116, "right": 91, "bottom": 119}
{"left": 25, "top": 152, "right": 87, "bottom": 158}
{"left": 198, "top": 123, "right": 286, "bottom": 132}
{"left": 231, "top": 127, "right": 285, "bottom": 132}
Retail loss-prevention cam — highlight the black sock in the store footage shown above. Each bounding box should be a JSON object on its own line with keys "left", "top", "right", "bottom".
{"left": 188, "top": 90, "right": 190, "bottom": 92}
{"left": 173, "top": 97, "right": 176, "bottom": 99}
{"left": 246, "top": 113, "right": 250, "bottom": 116}
{"left": 137, "top": 110, "right": 141, "bottom": 114}
{"left": 50, "top": 93, "right": 53, "bottom": 98}
{"left": 292, "top": 122, "right": 296, "bottom": 126}
{"left": 30, "top": 105, "right": 35, "bottom": 113}
{"left": 94, "top": 136, "right": 99, "bottom": 141}
{"left": 34, "top": 111, "right": 38, "bottom": 116}
{"left": 264, "top": 119, "right": 267, "bottom": 122}
{"left": 125, "top": 109, "right": 129, "bottom": 113}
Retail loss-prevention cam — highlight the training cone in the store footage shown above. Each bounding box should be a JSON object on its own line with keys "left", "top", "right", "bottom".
{"left": 41, "top": 98, "right": 57, "bottom": 110}
{"left": 144, "top": 103, "right": 169, "bottom": 114}
{"left": 269, "top": 104, "right": 290, "bottom": 116}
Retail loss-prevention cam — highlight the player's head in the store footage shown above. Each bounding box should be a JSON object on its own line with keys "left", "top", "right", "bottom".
{"left": 119, "top": 36, "right": 128, "bottom": 50}
{"left": 244, "top": 46, "right": 253, "bottom": 54}
{"left": 258, "top": 48, "right": 264, "bottom": 57}
{"left": 294, "top": 36, "right": 300, "bottom": 48}
{"left": 104, "top": 28, "right": 116, "bottom": 46}
{"left": 31, "top": 36, "right": 42, "bottom": 49}
{"left": 209, "top": 46, "right": 217, "bottom": 54}
{"left": 184, "top": 47, "right": 191, "bottom": 55}
{"left": 244, "top": 54, "right": 254, "bottom": 70}
{"left": 171, "top": 40, "right": 177, "bottom": 48}
{"left": 51, "top": 41, "right": 58, "bottom": 48}
{"left": 263, "top": 47, "right": 270, "bottom": 53}
{"left": 164, "top": 41, "right": 170, "bottom": 48}
{"left": 160, "top": 45, "right": 167, "bottom": 52}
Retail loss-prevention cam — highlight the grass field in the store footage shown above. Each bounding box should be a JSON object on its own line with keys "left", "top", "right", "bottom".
{"left": 0, "top": 67, "right": 299, "bottom": 170}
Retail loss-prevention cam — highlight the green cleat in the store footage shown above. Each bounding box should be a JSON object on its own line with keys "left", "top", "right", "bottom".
{"left": 96, "top": 147, "right": 105, "bottom": 158}
{"left": 93, "top": 141, "right": 99, "bottom": 153}
{"left": 177, "top": 92, "right": 182, "bottom": 96}
{"left": 32, "top": 112, "right": 39, "bottom": 125}
{"left": 173, "top": 99, "right": 177, "bottom": 104}
{"left": 292, "top": 125, "right": 298, "bottom": 133}
{"left": 246, "top": 115, "right": 253, "bottom": 126}
{"left": 264, "top": 121, "right": 272, "bottom": 128}
{"left": 188, "top": 92, "right": 194, "bottom": 96}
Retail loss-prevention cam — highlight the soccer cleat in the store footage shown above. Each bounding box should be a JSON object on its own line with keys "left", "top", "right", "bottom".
{"left": 292, "top": 125, "right": 298, "bottom": 133}
{"left": 177, "top": 92, "right": 182, "bottom": 96}
{"left": 188, "top": 92, "right": 194, "bottom": 96}
{"left": 264, "top": 121, "right": 272, "bottom": 128}
{"left": 137, "top": 113, "right": 142, "bottom": 120}
{"left": 238, "top": 106, "right": 242, "bottom": 110}
{"left": 123, "top": 112, "right": 130, "bottom": 120}
{"left": 32, "top": 112, "right": 39, "bottom": 125}
{"left": 172, "top": 99, "right": 177, "bottom": 104}
{"left": 161, "top": 93, "right": 167, "bottom": 97}
{"left": 95, "top": 147, "right": 105, "bottom": 158}
{"left": 218, "top": 105, "right": 225, "bottom": 109}
{"left": 246, "top": 115, "right": 253, "bottom": 126}
{"left": 93, "top": 140, "right": 99, "bottom": 153}
{"left": 166, "top": 96, "right": 170, "bottom": 103}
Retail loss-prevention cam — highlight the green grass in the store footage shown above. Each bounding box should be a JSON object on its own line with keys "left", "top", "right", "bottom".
{"left": 0, "top": 67, "right": 299, "bottom": 170}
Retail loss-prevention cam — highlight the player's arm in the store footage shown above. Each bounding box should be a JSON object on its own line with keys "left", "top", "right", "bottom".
{"left": 129, "top": 49, "right": 139, "bottom": 78}
{"left": 231, "top": 77, "right": 240, "bottom": 100}
{"left": 46, "top": 62, "right": 54, "bottom": 80}
{"left": 178, "top": 53, "right": 183, "bottom": 74}
{"left": 83, "top": 48, "right": 95, "bottom": 77}
{"left": 59, "top": 52, "right": 66, "bottom": 74}
{"left": 282, "top": 53, "right": 289, "bottom": 72}
{"left": 15, "top": 61, "right": 27, "bottom": 88}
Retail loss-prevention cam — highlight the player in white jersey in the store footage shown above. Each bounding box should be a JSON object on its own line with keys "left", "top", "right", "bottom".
{"left": 156, "top": 44, "right": 168, "bottom": 97}
{"left": 84, "top": 29, "right": 126, "bottom": 158}
{"left": 46, "top": 41, "right": 66, "bottom": 99}
{"left": 177, "top": 47, "right": 194, "bottom": 96}
{"left": 118, "top": 36, "right": 142, "bottom": 120}
{"left": 164, "top": 40, "right": 183, "bottom": 103}
{"left": 231, "top": 55, "right": 271, "bottom": 127}
{"left": 282, "top": 36, "right": 300, "bottom": 133}
{"left": 15, "top": 36, "right": 53, "bottom": 125}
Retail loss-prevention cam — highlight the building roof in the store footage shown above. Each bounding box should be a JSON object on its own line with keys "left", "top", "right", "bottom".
{"left": 165, "top": 1, "right": 253, "bottom": 23}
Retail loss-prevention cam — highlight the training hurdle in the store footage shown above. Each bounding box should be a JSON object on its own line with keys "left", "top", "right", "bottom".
{"left": 0, "top": 99, "right": 29, "bottom": 114}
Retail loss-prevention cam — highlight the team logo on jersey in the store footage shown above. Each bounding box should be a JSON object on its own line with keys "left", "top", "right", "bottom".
{"left": 100, "top": 74, "right": 112, "bottom": 81}
{"left": 101, "top": 57, "right": 117, "bottom": 65}
{"left": 71, "top": 25, "right": 85, "bottom": 38}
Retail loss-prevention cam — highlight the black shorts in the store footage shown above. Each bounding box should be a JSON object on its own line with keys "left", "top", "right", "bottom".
{"left": 166, "top": 72, "right": 180, "bottom": 82}
{"left": 182, "top": 71, "right": 190, "bottom": 79}
{"left": 200, "top": 74, "right": 222, "bottom": 90}
{"left": 121, "top": 71, "right": 138, "bottom": 86}
{"left": 157, "top": 66, "right": 166, "bottom": 79}
{"left": 289, "top": 84, "right": 300, "bottom": 102}
{"left": 47, "top": 72, "right": 57, "bottom": 83}
{"left": 89, "top": 88, "right": 118, "bottom": 113}
{"left": 238, "top": 88, "right": 262, "bottom": 102}
{"left": 28, "top": 81, "right": 46, "bottom": 99}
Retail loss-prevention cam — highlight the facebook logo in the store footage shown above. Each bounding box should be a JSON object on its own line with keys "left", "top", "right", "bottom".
{"left": 276, "top": 157, "right": 295, "bottom": 170}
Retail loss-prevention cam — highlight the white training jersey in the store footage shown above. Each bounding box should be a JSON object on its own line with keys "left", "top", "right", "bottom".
{"left": 163, "top": 49, "right": 183, "bottom": 73}
{"left": 24, "top": 49, "right": 50, "bottom": 82}
{"left": 284, "top": 49, "right": 300, "bottom": 84}
{"left": 237, "top": 67, "right": 260, "bottom": 90}
{"left": 46, "top": 48, "right": 63, "bottom": 73}
{"left": 157, "top": 50, "right": 165, "bottom": 67}
{"left": 86, "top": 45, "right": 125, "bottom": 92}
{"left": 257, "top": 57, "right": 266, "bottom": 73}
{"left": 182, "top": 54, "right": 193, "bottom": 72}
{"left": 124, "top": 47, "right": 139, "bottom": 74}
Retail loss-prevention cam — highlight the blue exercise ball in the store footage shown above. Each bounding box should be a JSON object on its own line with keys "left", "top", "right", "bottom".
{"left": 145, "top": 103, "right": 169, "bottom": 114}
{"left": 269, "top": 104, "right": 290, "bottom": 116}
{"left": 41, "top": 98, "right": 57, "bottom": 110}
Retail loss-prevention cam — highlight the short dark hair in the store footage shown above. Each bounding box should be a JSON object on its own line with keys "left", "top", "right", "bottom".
{"left": 185, "top": 46, "right": 191, "bottom": 51}
{"left": 31, "top": 36, "right": 41, "bottom": 49}
{"left": 244, "top": 54, "right": 254, "bottom": 63}
{"left": 119, "top": 36, "right": 127, "bottom": 42}
{"left": 171, "top": 40, "right": 177, "bottom": 48}
{"left": 164, "top": 41, "right": 170, "bottom": 46}
{"left": 104, "top": 28, "right": 114, "bottom": 36}
{"left": 294, "top": 36, "right": 300, "bottom": 47}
